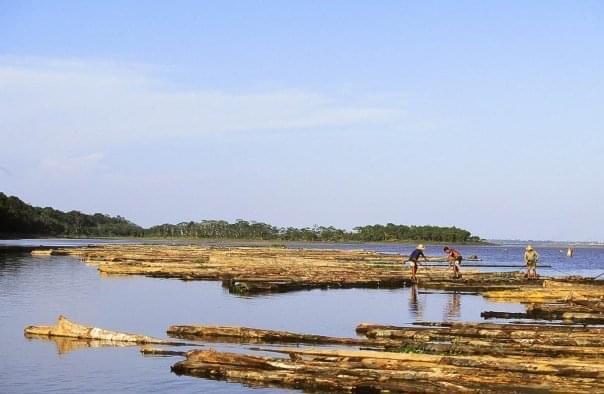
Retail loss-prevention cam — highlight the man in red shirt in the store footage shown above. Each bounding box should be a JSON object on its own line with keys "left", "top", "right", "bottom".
{"left": 444, "top": 246, "right": 462, "bottom": 279}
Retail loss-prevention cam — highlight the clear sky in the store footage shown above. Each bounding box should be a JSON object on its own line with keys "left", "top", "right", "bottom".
{"left": 1, "top": 1, "right": 603, "bottom": 241}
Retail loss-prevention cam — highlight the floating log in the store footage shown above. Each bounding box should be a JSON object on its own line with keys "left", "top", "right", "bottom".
{"left": 30, "top": 249, "right": 54, "bottom": 256}
{"left": 140, "top": 347, "right": 187, "bottom": 357}
{"left": 25, "top": 315, "right": 184, "bottom": 345}
{"left": 167, "top": 324, "right": 372, "bottom": 346}
{"left": 482, "top": 304, "right": 604, "bottom": 324}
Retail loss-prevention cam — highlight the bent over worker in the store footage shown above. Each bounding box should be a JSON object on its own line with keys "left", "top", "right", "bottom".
{"left": 524, "top": 245, "right": 539, "bottom": 279}
{"left": 444, "top": 246, "right": 462, "bottom": 279}
{"left": 406, "top": 244, "right": 427, "bottom": 282}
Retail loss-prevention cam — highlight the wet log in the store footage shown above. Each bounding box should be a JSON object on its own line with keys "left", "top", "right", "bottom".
{"left": 140, "top": 347, "right": 187, "bottom": 357}
{"left": 483, "top": 305, "right": 604, "bottom": 324}
{"left": 167, "top": 324, "right": 372, "bottom": 346}
{"left": 24, "top": 315, "right": 183, "bottom": 345}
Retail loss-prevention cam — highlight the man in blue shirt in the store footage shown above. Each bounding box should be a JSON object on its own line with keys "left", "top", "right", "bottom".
{"left": 406, "top": 244, "right": 427, "bottom": 282}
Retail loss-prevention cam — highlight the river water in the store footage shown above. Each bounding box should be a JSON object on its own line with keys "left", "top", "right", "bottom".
{"left": 1, "top": 240, "right": 603, "bottom": 393}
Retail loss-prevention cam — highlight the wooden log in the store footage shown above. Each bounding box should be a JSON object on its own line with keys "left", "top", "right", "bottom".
{"left": 167, "top": 324, "right": 372, "bottom": 346}
{"left": 30, "top": 249, "right": 54, "bottom": 256}
{"left": 140, "top": 347, "right": 187, "bottom": 357}
{"left": 24, "top": 315, "right": 184, "bottom": 345}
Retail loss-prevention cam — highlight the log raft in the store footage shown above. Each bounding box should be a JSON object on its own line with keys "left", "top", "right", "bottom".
{"left": 168, "top": 322, "right": 604, "bottom": 392}
{"left": 32, "top": 245, "right": 604, "bottom": 327}
{"left": 167, "top": 322, "right": 604, "bottom": 358}
{"left": 172, "top": 346, "right": 604, "bottom": 393}
{"left": 42, "top": 244, "right": 561, "bottom": 296}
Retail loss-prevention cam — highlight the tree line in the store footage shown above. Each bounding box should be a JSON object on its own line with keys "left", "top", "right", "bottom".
{"left": 0, "top": 192, "right": 143, "bottom": 237}
{"left": 146, "top": 220, "right": 480, "bottom": 243}
{"left": 1, "top": 192, "right": 481, "bottom": 243}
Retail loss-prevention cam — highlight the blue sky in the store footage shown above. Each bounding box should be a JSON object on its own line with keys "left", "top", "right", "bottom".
{"left": 1, "top": 1, "right": 603, "bottom": 241}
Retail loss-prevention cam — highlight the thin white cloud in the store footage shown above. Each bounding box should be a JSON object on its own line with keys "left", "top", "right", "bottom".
{"left": 0, "top": 56, "right": 404, "bottom": 157}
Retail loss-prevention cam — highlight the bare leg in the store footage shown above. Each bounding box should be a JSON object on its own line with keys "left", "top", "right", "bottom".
{"left": 454, "top": 262, "right": 461, "bottom": 279}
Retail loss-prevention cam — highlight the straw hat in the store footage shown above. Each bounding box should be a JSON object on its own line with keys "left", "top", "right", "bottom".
{"left": 417, "top": 244, "right": 425, "bottom": 250}
{"left": 526, "top": 245, "right": 534, "bottom": 251}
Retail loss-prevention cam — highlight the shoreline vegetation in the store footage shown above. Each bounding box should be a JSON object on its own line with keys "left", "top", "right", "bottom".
{"left": 1, "top": 192, "right": 482, "bottom": 243}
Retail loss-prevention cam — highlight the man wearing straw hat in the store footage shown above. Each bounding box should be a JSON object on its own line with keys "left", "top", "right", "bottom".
{"left": 406, "top": 244, "right": 428, "bottom": 282}
{"left": 524, "top": 245, "right": 539, "bottom": 279}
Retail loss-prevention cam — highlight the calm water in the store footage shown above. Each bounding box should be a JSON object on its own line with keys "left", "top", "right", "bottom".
{"left": 1, "top": 240, "right": 603, "bottom": 393}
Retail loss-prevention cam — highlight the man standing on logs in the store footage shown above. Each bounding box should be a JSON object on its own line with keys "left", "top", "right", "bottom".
{"left": 524, "top": 245, "right": 540, "bottom": 279}
{"left": 406, "top": 244, "right": 428, "bottom": 282}
{"left": 444, "top": 246, "right": 462, "bottom": 279}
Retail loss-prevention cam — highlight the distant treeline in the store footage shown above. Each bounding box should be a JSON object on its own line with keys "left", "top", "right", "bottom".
{"left": 0, "top": 192, "right": 143, "bottom": 237}
{"left": 147, "top": 221, "right": 480, "bottom": 243}
{"left": 0, "top": 192, "right": 481, "bottom": 242}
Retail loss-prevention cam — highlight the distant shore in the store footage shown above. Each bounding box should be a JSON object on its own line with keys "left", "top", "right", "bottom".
{"left": 0, "top": 235, "right": 490, "bottom": 246}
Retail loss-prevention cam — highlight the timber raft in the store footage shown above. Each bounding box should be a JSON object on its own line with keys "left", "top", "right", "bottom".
{"left": 39, "top": 244, "right": 574, "bottom": 294}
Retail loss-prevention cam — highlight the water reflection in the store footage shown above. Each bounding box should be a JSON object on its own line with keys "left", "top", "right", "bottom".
{"left": 24, "top": 333, "right": 139, "bottom": 355}
{"left": 443, "top": 292, "right": 461, "bottom": 321}
{"left": 408, "top": 285, "right": 423, "bottom": 320}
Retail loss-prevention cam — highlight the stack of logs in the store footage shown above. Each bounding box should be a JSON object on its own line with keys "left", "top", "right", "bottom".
{"left": 169, "top": 322, "right": 604, "bottom": 393}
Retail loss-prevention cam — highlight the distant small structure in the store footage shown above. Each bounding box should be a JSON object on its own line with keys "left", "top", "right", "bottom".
{"left": 566, "top": 247, "right": 574, "bottom": 258}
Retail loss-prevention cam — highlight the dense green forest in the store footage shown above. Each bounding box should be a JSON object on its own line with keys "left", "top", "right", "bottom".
{"left": 146, "top": 221, "right": 480, "bottom": 243}
{"left": 0, "top": 192, "right": 143, "bottom": 237}
{"left": 0, "top": 192, "right": 481, "bottom": 242}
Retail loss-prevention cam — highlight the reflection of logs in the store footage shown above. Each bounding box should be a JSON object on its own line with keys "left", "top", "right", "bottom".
{"left": 25, "top": 315, "right": 182, "bottom": 345}
{"left": 24, "top": 333, "right": 139, "bottom": 354}
{"left": 172, "top": 347, "right": 604, "bottom": 393}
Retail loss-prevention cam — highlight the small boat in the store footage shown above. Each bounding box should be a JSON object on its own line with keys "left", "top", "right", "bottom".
{"left": 566, "top": 247, "right": 574, "bottom": 257}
